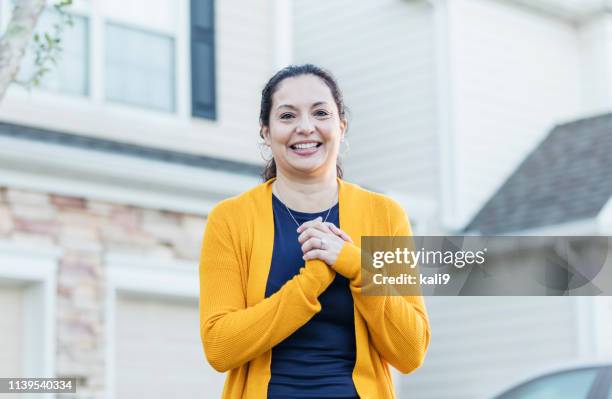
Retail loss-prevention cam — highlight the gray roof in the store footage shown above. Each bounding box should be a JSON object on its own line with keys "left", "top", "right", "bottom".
{"left": 0, "top": 121, "right": 262, "bottom": 177}
{"left": 464, "top": 113, "right": 612, "bottom": 234}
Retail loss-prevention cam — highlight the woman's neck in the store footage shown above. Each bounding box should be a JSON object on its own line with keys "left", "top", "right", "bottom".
{"left": 273, "top": 171, "right": 338, "bottom": 213}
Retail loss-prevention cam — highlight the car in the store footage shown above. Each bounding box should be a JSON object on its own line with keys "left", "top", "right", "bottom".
{"left": 492, "top": 363, "right": 612, "bottom": 399}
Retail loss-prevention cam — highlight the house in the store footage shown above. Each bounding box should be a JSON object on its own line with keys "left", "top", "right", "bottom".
{"left": 0, "top": 0, "right": 267, "bottom": 397}
{"left": 1, "top": 0, "right": 611, "bottom": 398}
{"left": 289, "top": 1, "right": 612, "bottom": 397}
{"left": 400, "top": 113, "right": 612, "bottom": 399}
{"left": 292, "top": 0, "right": 612, "bottom": 232}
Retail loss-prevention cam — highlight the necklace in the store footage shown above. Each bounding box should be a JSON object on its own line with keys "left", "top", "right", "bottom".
{"left": 273, "top": 183, "right": 337, "bottom": 228}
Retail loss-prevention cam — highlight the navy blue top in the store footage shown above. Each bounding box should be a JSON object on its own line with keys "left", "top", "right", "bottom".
{"left": 265, "top": 194, "right": 359, "bottom": 399}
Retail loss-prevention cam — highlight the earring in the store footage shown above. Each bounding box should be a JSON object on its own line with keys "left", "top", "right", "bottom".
{"left": 340, "top": 138, "right": 350, "bottom": 158}
{"left": 260, "top": 144, "right": 273, "bottom": 162}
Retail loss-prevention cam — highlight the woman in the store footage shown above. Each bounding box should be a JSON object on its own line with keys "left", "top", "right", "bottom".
{"left": 200, "top": 64, "right": 430, "bottom": 399}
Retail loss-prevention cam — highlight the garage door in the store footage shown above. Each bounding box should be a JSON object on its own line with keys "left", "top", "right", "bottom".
{"left": 0, "top": 284, "right": 24, "bottom": 399}
{"left": 0, "top": 284, "right": 24, "bottom": 377}
{"left": 115, "top": 293, "right": 225, "bottom": 398}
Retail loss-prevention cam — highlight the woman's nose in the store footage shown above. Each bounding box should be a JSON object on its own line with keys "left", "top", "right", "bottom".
{"left": 296, "top": 116, "right": 315, "bottom": 134}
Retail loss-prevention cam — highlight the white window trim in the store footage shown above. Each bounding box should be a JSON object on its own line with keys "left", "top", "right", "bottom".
{"left": 175, "top": 0, "right": 190, "bottom": 119}
{"left": 427, "top": 0, "right": 461, "bottom": 232}
{"left": 574, "top": 296, "right": 597, "bottom": 359}
{"left": 272, "top": 0, "right": 293, "bottom": 70}
{"left": 0, "top": 240, "right": 60, "bottom": 399}
{"left": 1, "top": 0, "right": 190, "bottom": 121}
{"left": 104, "top": 254, "right": 199, "bottom": 399}
{"left": 92, "top": 0, "right": 188, "bottom": 117}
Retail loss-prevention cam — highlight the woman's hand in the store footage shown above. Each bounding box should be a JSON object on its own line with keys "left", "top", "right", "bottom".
{"left": 297, "top": 216, "right": 353, "bottom": 266}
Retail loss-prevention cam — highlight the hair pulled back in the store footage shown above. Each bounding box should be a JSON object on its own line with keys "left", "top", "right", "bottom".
{"left": 259, "top": 64, "right": 347, "bottom": 181}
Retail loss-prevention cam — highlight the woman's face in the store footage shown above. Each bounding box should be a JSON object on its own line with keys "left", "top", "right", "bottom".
{"left": 262, "top": 74, "right": 346, "bottom": 179}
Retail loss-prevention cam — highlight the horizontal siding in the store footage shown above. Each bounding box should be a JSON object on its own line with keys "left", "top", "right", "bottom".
{"left": 401, "top": 296, "right": 579, "bottom": 399}
{"left": 509, "top": 0, "right": 605, "bottom": 19}
{"left": 293, "top": 0, "right": 439, "bottom": 201}
{"left": 449, "top": 0, "right": 584, "bottom": 227}
{"left": 213, "top": 0, "right": 273, "bottom": 161}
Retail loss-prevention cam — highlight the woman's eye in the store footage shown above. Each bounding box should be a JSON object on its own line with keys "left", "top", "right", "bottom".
{"left": 280, "top": 113, "right": 294, "bottom": 120}
{"left": 314, "top": 110, "right": 329, "bottom": 117}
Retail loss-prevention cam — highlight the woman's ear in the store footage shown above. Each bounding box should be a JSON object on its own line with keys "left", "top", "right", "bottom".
{"left": 261, "top": 125, "right": 271, "bottom": 146}
{"left": 340, "top": 118, "right": 348, "bottom": 141}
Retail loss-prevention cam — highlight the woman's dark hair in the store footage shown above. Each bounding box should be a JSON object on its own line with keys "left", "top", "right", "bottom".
{"left": 259, "top": 64, "right": 348, "bottom": 181}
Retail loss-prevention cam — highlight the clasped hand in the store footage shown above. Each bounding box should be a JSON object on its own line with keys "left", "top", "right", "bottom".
{"left": 297, "top": 216, "right": 353, "bottom": 266}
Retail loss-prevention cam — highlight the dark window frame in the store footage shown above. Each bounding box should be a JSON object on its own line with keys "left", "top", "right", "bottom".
{"left": 190, "top": 0, "right": 216, "bottom": 120}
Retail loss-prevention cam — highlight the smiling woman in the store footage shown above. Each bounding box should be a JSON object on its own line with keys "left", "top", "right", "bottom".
{"left": 199, "top": 64, "right": 431, "bottom": 399}
{"left": 259, "top": 64, "right": 347, "bottom": 184}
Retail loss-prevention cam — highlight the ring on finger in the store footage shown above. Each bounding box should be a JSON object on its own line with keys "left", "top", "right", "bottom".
{"left": 320, "top": 238, "right": 326, "bottom": 250}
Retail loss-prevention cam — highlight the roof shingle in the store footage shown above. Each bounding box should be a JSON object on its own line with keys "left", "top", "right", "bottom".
{"left": 464, "top": 113, "right": 612, "bottom": 234}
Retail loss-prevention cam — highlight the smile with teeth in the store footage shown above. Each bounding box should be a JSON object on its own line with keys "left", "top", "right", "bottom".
{"left": 290, "top": 142, "right": 322, "bottom": 150}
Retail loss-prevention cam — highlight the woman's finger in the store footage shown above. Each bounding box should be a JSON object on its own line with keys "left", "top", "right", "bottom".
{"left": 327, "top": 223, "right": 353, "bottom": 243}
{"left": 297, "top": 226, "right": 324, "bottom": 244}
{"left": 303, "top": 249, "right": 324, "bottom": 261}
{"left": 310, "top": 221, "right": 334, "bottom": 235}
{"left": 296, "top": 216, "right": 323, "bottom": 233}
{"left": 301, "top": 236, "right": 326, "bottom": 253}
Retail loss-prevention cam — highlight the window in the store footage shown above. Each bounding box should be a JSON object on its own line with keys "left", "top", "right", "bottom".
{"left": 496, "top": 368, "right": 599, "bottom": 399}
{"left": 17, "top": 9, "right": 89, "bottom": 96}
{"left": 105, "top": 23, "right": 175, "bottom": 112}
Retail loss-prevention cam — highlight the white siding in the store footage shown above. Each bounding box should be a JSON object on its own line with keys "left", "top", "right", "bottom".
{"left": 292, "top": 0, "right": 439, "bottom": 199}
{"left": 446, "top": 0, "right": 583, "bottom": 228}
{"left": 401, "top": 296, "right": 579, "bottom": 399}
{"left": 103, "top": 0, "right": 179, "bottom": 33}
{"left": 213, "top": 0, "right": 274, "bottom": 161}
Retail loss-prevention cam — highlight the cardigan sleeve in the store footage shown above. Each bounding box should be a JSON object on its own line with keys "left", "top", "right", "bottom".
{"left": 332, "top": 201, "right": 431, "bottom": 374}
{"left": 199, "top": 203, "right": 336, "bottom": 372}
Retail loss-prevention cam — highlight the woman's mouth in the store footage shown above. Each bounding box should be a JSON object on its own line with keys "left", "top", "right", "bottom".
{"left": 289, "top": 142, "right": 322, "bottom": 156}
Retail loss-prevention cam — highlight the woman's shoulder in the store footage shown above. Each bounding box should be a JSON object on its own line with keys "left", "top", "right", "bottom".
{"left": 342, "top": 179, "right": 408, "bottom": 219}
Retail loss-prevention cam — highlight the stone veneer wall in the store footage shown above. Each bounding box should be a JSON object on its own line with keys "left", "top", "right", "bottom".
{"left": 0, "top": 186, "right": 207, "bottom": 398}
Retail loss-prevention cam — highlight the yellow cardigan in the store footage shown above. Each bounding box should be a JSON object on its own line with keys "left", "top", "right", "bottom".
{"left": 199, "top": 177, "right": 430, "bottom": 399}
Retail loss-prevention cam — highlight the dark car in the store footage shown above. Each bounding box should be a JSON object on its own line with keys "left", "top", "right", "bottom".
{"left": 492, "top": 364, "right": 612, "bottom": 399}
